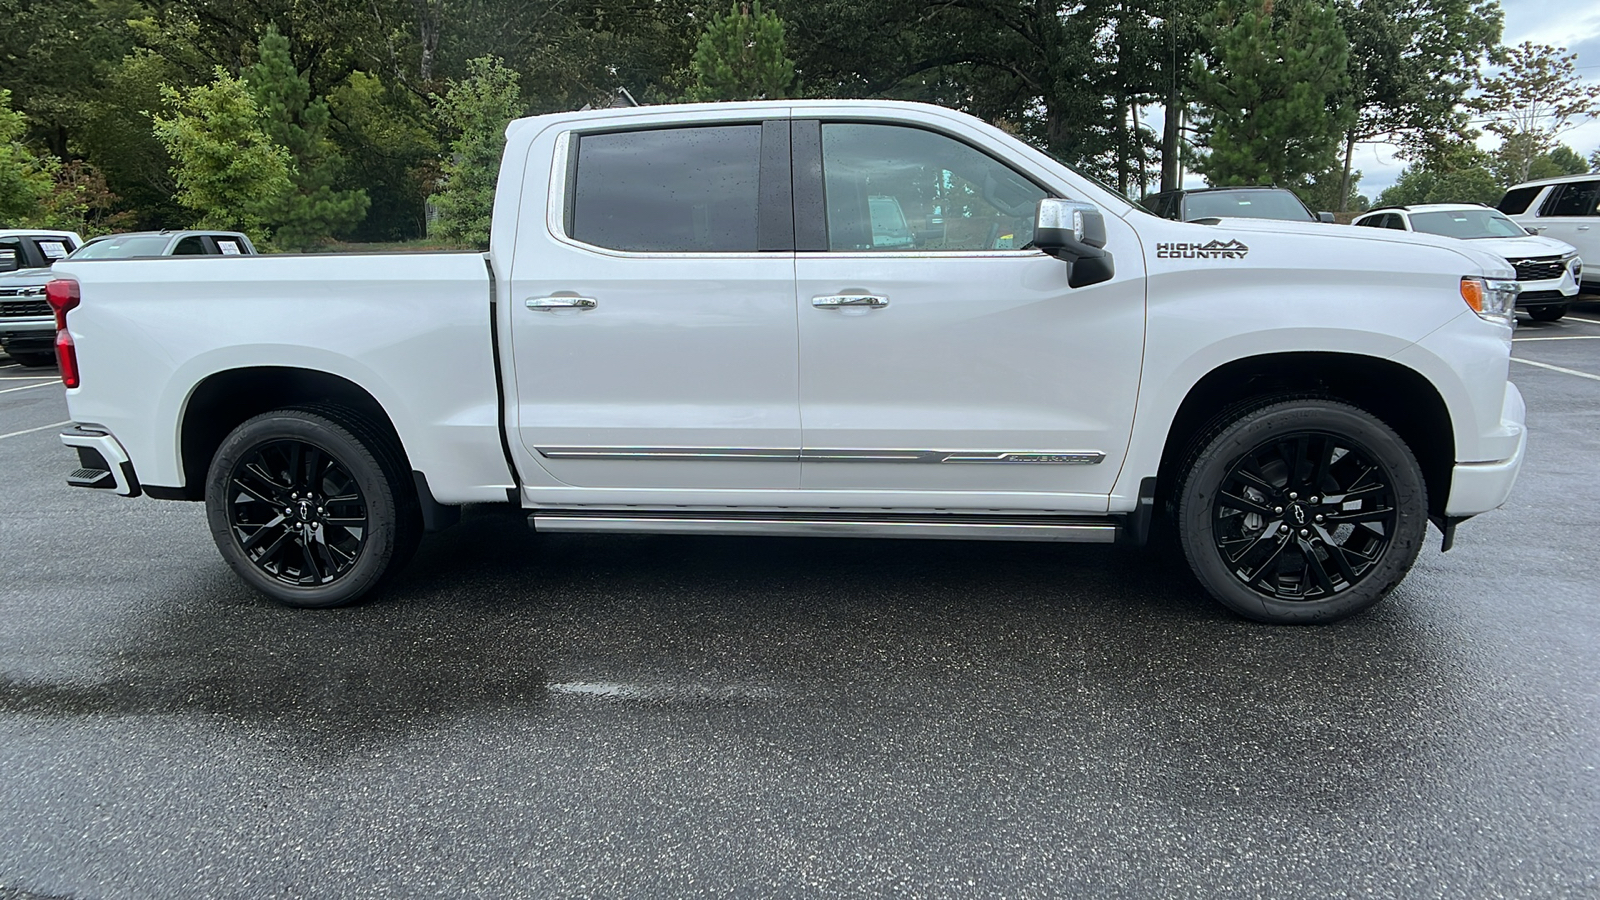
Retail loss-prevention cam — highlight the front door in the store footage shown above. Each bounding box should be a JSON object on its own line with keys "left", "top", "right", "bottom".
{"left": 507, "top": 120, "right": 800, "bottom": 491}
{"left": 1532, "top": 179, "right": 1600, "bottom": 280}
{"left": 793, "top": 121, "right": 1145, "bottom": 509}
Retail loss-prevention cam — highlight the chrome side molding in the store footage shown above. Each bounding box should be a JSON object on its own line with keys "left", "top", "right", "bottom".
{"left": 537, "top": 446, "right": 1106, "bottom": 464}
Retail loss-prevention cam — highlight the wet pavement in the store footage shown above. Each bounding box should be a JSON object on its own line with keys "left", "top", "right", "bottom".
{"left": 1, "top": 311, "right": 1597, "bottom": 899}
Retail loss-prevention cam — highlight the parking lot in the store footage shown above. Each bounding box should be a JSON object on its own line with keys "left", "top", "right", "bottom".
{"left": 1, "top": 309, "right": 1597, "bottom": 898}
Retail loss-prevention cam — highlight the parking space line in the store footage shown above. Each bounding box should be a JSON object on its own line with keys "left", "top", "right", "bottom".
{"left": 0, "top": 420, "right": 69, "bottom": 442}
{"left": 1512, "top": 335, "right": 1600, "bottom": 341}
{"left": 1565, "top": 316, "right": 1600, "bottom": 326}
{"left": 0, "top": 381, "right": 58, "bottom": 395}
{"left": 1512, "top": 357, "right": 1600, "bottom": 382}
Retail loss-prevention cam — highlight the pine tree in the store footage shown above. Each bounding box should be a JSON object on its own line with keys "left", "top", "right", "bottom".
{"left": 428, "top": 57, "right": 524, "bottom": 248}
{"left": 686, "top": 2, "right": 796, "bottom": 102}
{"left": 1191, "top": 0, "right": 1354, "bottom": 191}
{"left": 0, "top": 89, "right": 57, "bottom": 225}
{"left": 245, "top": 25, "right": 370, "bottom": 250}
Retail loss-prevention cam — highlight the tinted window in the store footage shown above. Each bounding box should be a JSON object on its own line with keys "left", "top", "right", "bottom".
{"left": 1182, "top": 190, "right": 1315, "bottom": 222}
{"left": 1384, "top": 214, "right": 1408, "bottom": 230}
{"left": 1497, "top": 186, "right": 1543, "bottom": 216}
{"left": 820, "top": 123, "right": 1046, "bottom": 252}
{"left": 1353, "top": 215, "right": 1387, "bottom": 229}
{"left": 570, "top": 125, "right": 762, "bottom": 252}
{"left": 0, "top": 239, "right": 20, "bottom": 273}
{"left": 173, "top": 236, "right": 208, "bottom": 255}
{"left": 1542, "top": 181, "right": 1600, "bottom": 218}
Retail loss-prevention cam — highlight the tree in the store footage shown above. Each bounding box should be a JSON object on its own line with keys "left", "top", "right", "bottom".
{"left": 1475, "top": 42, "right": 1600, "bottom": 185}
{"left": 0, "top": 88, "right": 56, "bottom": 224}
{"left": 686, "top": 1, "right": 795, "bottom": 101}
{"left": 428, "top": 56, "right": 524, "bottom": 247}
{"left": 1332, "top": 0, "right": 1501, "bottom": 211}
{"left": 1494, "top": 141, "right": 1588, "bottom": 185}
{"left": 1375, "top": 161, "right": 1501, "bottom": 207}
{"left": 245, "top": 26, "right": 370, "bottom": 249}
{"left": 1191, "top": 0, "right": 1355, "bottom": 191}
{"left": 151, "top": 69, "right": 294, "bottom": 241}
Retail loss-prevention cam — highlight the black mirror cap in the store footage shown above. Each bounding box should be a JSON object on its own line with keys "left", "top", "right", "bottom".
{"left": 1034, "top": 199, "right": 1108, "bottom": 261}
{"left": 1318, "top": 211, "right": 1336, "bottom": 223}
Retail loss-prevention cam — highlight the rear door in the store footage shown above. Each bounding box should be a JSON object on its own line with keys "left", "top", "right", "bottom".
{"left": 791, "top": 118, "right": 1145, "bottom": 508}
{"left": 506, "top": 117, "right": 802, "bottom": 491}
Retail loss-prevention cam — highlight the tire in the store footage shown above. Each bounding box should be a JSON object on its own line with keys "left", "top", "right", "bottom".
{"left": 1175, "top": 398, "right": 1428, "bottom": 624}
{"left": 6, "top": 350, "right": 57, "bottom": 367}
{"left": 205, "top": 406, "right": 421, "bottom": 608}
{"left": 1528, "top": 305, "right": 1566, "bottom": 322}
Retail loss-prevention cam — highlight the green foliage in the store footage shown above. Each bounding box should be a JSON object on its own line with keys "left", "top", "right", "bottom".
{"left": 328, "top": 72, "right": 440, "bottom": 242}
{"left": 686, "top": 2, "right": 796, "bottom": 102}
{"left": 428, "top": 57, "right": 524, "bottom": 248}
{"left": 151, "top": 68, "right": 293, "bottom": 241}
{"left": 0, "top": 88, "right": 57, "bottom": 224}
{"left": 245, "top": 26, "right": 370, "bottom": 250}
{"left": 1496, "top": 141, "right": 1590, "bottom": 185}
{"left": 1191, "top": 0, "right": 1355, "bottom": 191}
{"left": 1475, "top": 42, "right": 1600, "bottom": 185}
{"left": 1375, "top": 163, "right": 1502, "bottom": 207}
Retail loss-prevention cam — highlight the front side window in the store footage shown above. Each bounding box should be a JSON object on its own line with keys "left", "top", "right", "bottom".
{"left": 0, "top": 239, "right": 20, "bottom": 273}
{"left": 820, "top": 123, "right": 1046, "bottom": 252}
{"left": 173, "top": 236, "right": 208, "bottom": 255}
{"left": 1542, "top": 181, "right": 1600, "bottom": 218}
{"left": 569, "top": 125, "right": 762, "bottom": 253}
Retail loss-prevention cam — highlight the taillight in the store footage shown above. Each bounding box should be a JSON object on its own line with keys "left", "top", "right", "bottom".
{"left": 45, "top": 278, "right": 79, "bottom": 330}
{"left": 45, "top": 279, "right": 81, "bottom": 388}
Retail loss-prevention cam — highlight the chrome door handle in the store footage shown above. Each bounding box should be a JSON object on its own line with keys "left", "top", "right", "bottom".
{"left": 1579, "top": 225, "right": 1592, "bottom": 232}
{"left": 812, "top": 294, "right": 888, "bottom": 309}
{"left": 527, "top": 296, "right": 597, "bottom": 311}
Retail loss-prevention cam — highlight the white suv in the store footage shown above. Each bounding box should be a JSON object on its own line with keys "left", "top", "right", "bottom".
{"left": 1499, "top": 174, "right": 1600, "bottom": 295}
{"left": 1354, "top": 203, "right": 1581, "bottom": 321}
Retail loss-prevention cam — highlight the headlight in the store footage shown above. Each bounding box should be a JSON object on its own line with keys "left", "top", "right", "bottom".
{"left": 1461, "top": 276, "right": 1518, "bottom": 323}
{"left": 1571, "top": 256, "right": 1583, "bottom": 278}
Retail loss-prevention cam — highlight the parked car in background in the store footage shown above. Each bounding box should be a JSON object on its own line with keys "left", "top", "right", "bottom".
{"left": 69, "top": 230, "right": 256, "bottom": 260}
{"left": 1, "top": 229, "right": 84, "bottom": 366}
{"left": 1353, "top": 203, "right": 1581, "bottom": 321}
{"left": 1498, "top": 174, "right": 1600, "bottom": 294}
{"left": 1142, "top": 186, "right": 1336, "bottom": 224}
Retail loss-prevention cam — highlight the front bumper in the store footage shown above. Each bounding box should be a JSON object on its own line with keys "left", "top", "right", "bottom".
{"left": 1445, "top": 382, "right": 1525, "bottom": 517}
{"left": 60, "top": 425, "right": 141, "bottom": 497}
{"left": 0, "top": 314, "right": 56, "bottom": 351}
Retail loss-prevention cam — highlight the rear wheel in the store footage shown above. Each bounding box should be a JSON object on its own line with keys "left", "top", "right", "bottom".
{"left": 1527, "top": 305, "right": 1567, "bottom": 322}
{"left": 1176, "top": 399, "right": 1428, "bottom": 624}
{"left": 6, "top": 350, "right": 57, "bottom": 367}
{"left": 205, "top": 407, "right": 420, "bottom": 608}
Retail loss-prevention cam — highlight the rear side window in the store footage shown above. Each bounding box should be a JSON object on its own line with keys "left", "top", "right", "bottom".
{"left": 1497, "top": 186, "right": 1543, "bottom": 216}
{"left": 1353, "top": 214, "right": 1386, "bottom": 229}
{"left": 569, "top": 125, "right": 762, "bottom": 252}
{"left": 1541, "top": 181, "right": 1600, "bottom": 218}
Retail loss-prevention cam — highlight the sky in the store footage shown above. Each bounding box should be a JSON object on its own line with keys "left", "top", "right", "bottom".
{"left": 1181, "top": 0, "right": 1600, "bottom": 199}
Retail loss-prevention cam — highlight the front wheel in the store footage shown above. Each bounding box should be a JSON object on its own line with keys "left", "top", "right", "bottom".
{"left": 1176, "top": 399, "right": 1428, "bottom": 624}
{"left": 205, "top": 407, "right": 420, "bottom": 608}
{"left": 1527, "top": 305, "right": 1567, "bottom": 322}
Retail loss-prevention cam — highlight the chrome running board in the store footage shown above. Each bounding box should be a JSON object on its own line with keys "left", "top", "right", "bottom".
{"left": 529, "top": 509, "right": 1118, "bottom": 543}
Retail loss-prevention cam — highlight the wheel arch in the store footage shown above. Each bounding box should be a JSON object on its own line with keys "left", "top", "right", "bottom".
{"left": 167, "top": 366, "right": 410, "bottom": 502}
{"left": 1153, "top": 352, "right": 1455, "bottom": 520}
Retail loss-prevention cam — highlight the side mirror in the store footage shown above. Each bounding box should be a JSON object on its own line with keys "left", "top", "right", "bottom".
{"left": 1525, "top": 226, "right": 1539, "bottom": 236}
{"left": 1318, "top": 211, "right": 1336, "bottom": 223}
{"left": 1033, "top": 199, "right": 1115, "bottom": 288}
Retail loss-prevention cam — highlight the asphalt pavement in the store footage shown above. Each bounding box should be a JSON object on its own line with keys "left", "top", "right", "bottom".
{"left": 0, "top": 310, "right": 1596, "bottom": 899}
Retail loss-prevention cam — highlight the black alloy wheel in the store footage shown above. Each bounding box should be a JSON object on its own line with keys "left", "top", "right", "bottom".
{"left": 225, "top": 439, "right": 369, "bottom": 587}
{"left": 1177, "top": 399, "right": 1427, "bottom": 624}
{"left": 206, "top": 407, "right": 420, "bottom": 608}
{"left": 1211, "top": 431, "right": 1395, "bottom": 602}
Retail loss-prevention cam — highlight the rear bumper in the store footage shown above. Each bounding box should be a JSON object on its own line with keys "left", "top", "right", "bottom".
{"left": 1446, "top": 383, "right": 1525, "bottom": 517}
{"left": 60, "top": 425, "right": 141, "bottom": 497}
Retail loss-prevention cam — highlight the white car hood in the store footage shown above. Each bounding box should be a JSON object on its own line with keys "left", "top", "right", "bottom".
{"left": 1190, "top": 217, "right": 1518, "bottom": 280}
{"left": 1443, "top": 234, "right": 1577, "bottom": 262}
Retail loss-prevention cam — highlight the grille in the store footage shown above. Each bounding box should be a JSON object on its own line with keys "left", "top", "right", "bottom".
{"left": 0, "top": 286, "right": 46, "bottom": 298}
{"left": 0, "top": 299, "right": 50, "bottom": 317}
{"left": 1509, "top": 256, "right": 1567, "bottom": 281}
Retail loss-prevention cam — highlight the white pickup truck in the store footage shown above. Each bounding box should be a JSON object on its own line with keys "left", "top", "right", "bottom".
{"left": 48, "top": 100, "right": 1527, "bottom": 624}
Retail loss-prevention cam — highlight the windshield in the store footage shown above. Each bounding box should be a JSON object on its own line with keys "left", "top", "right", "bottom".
{"left": 1183, "top": 190, "right": 1315, "bottom": 222}
{"left": 1407, "top": 209, "right": 1529, "bottom": 240}
{"left": 70, "top": 235, "right": 173, "bottom": 259}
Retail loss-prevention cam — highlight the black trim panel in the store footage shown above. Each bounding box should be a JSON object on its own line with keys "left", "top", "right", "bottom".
{"left": 759, "top": 119, "right": 795, "bottom": 251}
{"left": 791, "top": 119, "right": 827, "bottom": 252}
